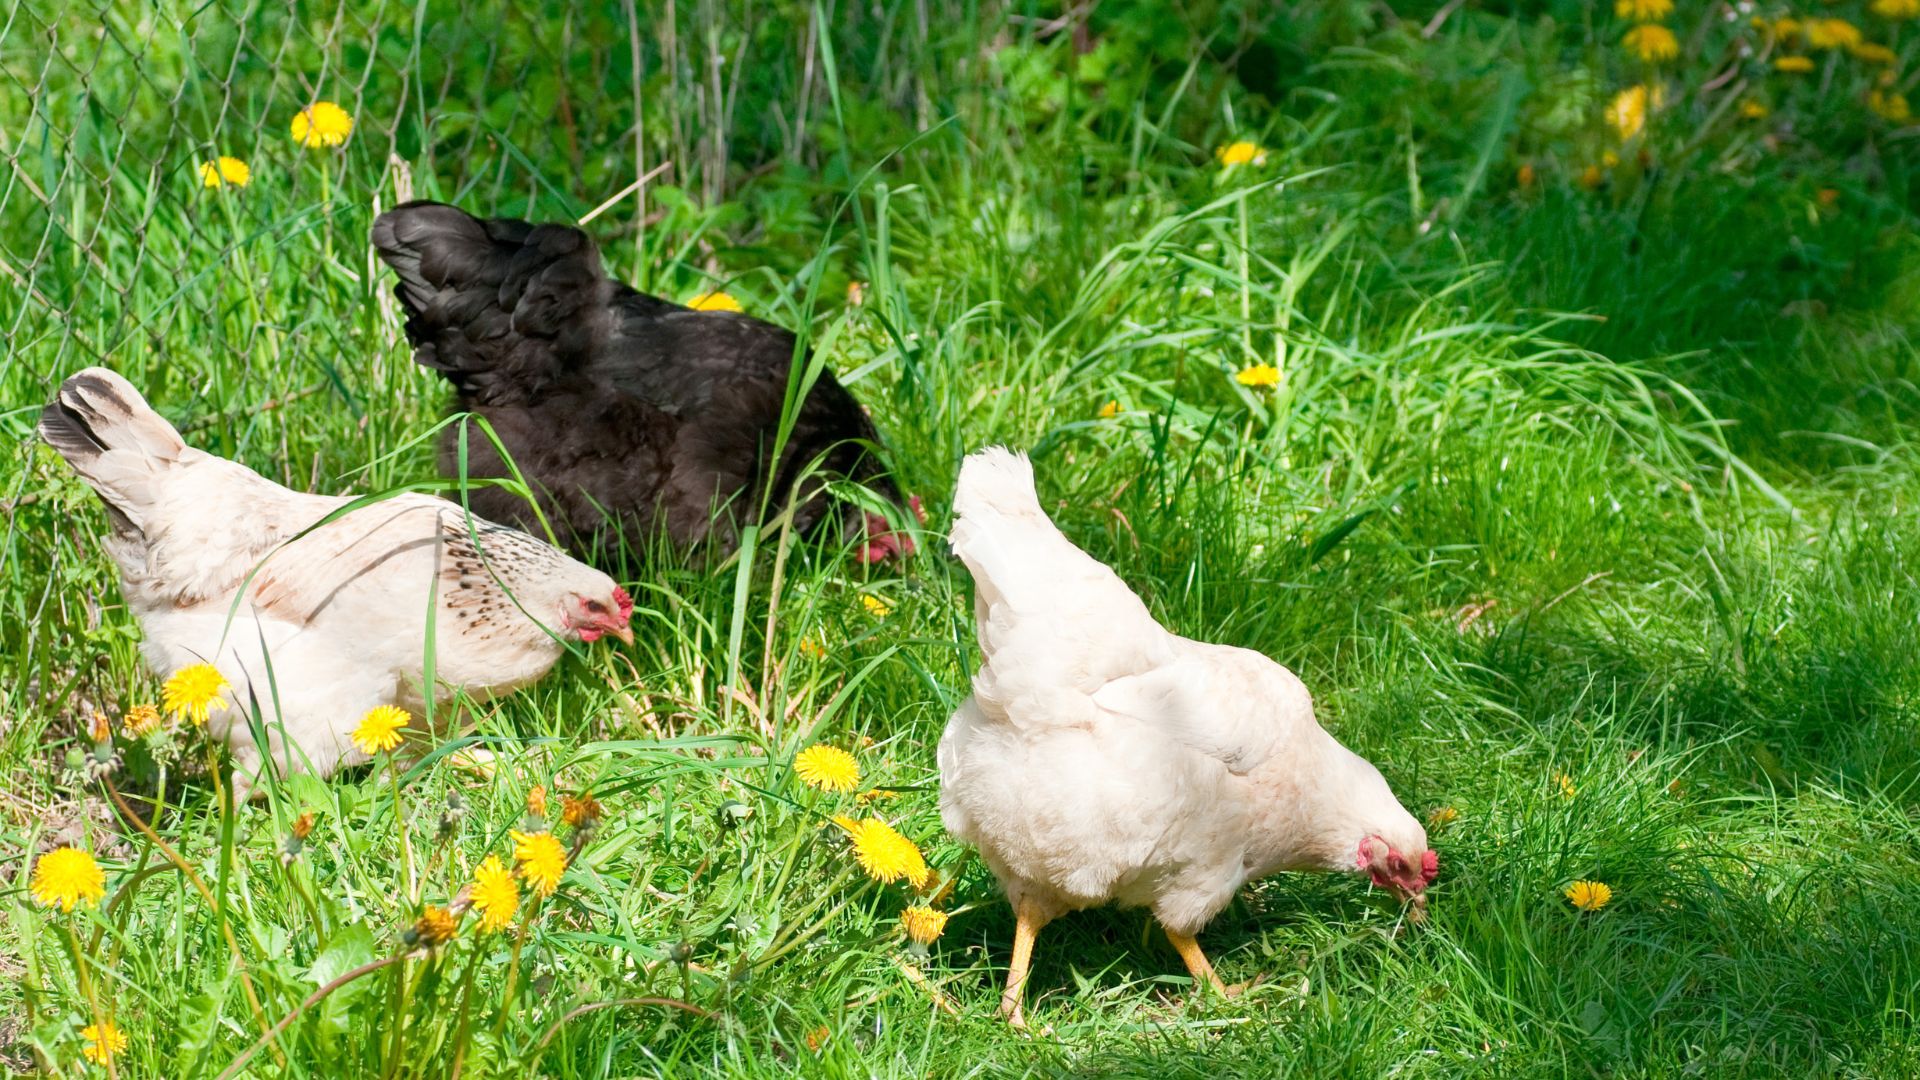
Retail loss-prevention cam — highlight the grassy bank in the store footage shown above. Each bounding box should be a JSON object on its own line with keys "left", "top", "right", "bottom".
{"left": 4, "top": 1, "right": 1919, "bottom": 1076}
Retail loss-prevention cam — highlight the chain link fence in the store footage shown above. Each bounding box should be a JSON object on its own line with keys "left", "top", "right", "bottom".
{"left": 0, "top": 0, "right": 988, "bottom": 697}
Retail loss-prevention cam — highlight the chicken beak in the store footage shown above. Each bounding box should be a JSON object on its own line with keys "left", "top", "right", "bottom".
{"left": 1407, "top": 892, "right": 1429, "bottom": 923}
{"left": 608, "top": 624, "right": 634, "bottom": 647}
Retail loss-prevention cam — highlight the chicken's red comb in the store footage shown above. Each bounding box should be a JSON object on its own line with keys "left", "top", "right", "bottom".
{"left": 612, "top": 585, "right": 633, "bottom": 622}
{"left": 1421, "top": 850, "right": 1440, "bottom": 883}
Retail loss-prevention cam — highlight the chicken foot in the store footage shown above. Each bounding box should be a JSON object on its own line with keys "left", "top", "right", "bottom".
{"left": 1163, "top": 927, "right": 1247, "bottom": 999}
{"left": 998, "top": 896, "right": 1053, "bottom": 1027}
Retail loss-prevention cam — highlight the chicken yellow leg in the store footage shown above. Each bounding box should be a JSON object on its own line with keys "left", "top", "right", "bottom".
{"left": 1163, "top": 928, "right": 1236, "bottom": 997}
{"left": 999, "top": 897, "right": 1050, "bottom": 1027}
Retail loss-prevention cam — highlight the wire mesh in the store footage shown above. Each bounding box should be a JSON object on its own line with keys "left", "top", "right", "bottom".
{"left": 2, "top": 0, "right": 935, "bottom": 690}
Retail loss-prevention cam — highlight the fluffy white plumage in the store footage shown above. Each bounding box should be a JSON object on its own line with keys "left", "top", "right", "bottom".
{"left": 938, "top": 447, "right": 1435, "bottom": 1022}
{"left": 40, "top": 368, "right": 634, "bottom": 797}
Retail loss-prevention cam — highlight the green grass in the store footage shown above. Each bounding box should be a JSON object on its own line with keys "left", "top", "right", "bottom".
{"left": 5, "top": 1, "right": 1920, "bottom": 1076}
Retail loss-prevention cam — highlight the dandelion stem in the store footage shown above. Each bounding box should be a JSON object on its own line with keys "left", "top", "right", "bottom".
{"left": 1237, "top": 195, "right": 1254, "bottom": 362}
{"left": 526, "top": 998, "right": 713, "bottom": 1071}
{"left": 211, "top": 954, "right": 404, "bottom": 1080}
{"left": 388, "top": 756, "right": 416, "bottom": 903}
{"left": 379, "top": 956, "right": 417, "bottom": 1080}
{"left": 445, "top": 941, "right": 486, "bottom": 1080}
{"left": 64, "top": 924, "right": 120, "bottom": 1080}
{"left": 62, "top": 923, "right": 96, "bottom": 1018}
{"left": 94, "top": 766, "right": 164, "bottom": 961}
{"left": 102, "top": 776, "right": 277, "bottom": 1057}
{"left": 491, "top": 897, "right": 538, "bottom": 1041}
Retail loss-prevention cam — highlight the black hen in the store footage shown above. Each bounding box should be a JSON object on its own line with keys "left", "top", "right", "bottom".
{"left": 371, "top": 200, "right": 916, "bottom": 563}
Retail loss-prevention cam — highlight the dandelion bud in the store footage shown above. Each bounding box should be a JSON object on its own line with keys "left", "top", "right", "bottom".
{"left": 522, "top": 784, "right": 550, "bottom": 832}
{"left": 282, "top": 811, "right": 316, "bottom": 866}
{"left": 900, "top": 906, "right": 948, "bottom": 956}
{"left": 85, "top": 740, "right": 122, "bottom": 783}
{"left": 438, "top": 791, "right": 468, "bottom": 841}
{"left": 122, "top": 703, "right": 163, "bottom": 737}
{"left": 406, "top": 905, "right": 461, "bottom": 950}
{"left": 561, "top": 791, "right": 603, "bottom": 832}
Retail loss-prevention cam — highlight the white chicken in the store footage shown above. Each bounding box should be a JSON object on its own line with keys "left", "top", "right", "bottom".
{"left": 40, "top": 367, "right": 634, "bottom": 798}
{"left": 938, "top": 448, "right": 1437, "bottom": 1025}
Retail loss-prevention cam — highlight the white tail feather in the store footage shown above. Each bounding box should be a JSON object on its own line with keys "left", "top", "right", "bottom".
{"left": 39, "top": 367, "right": 189, "bottom": 532}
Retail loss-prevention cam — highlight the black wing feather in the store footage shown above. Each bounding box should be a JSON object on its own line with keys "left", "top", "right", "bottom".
{"left": 370, "top": 200, "right": 902, "bottom": 560}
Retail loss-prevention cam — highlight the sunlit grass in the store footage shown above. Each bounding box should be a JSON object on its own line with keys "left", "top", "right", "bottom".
{"left": 3, "top": 1, "right": 1919, "bottom": 1077}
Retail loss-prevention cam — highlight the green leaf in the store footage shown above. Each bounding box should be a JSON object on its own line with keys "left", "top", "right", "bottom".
{"left": 308, "top": 924, "right": 378, "bottom": 1041}
{"left": 176, "top": 977, "right": 232, "bottom": 1054}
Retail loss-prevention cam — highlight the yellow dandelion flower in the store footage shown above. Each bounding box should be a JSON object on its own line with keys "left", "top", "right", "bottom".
{"left": 861, "top": 594, "right": 893, "bottom": 618}
{"left": 1871, "top": 0, "right": 1920, "bottom": 18}
{"left": 1516, "top": 162, "right": 1537, "bottom": 189}
{"left": 1817, "top": 187, "right": 1841, "bottom": 208}
{"left": 845, "top": 817, "right": 930, "bottom": 888}
{"left": 1870, "top": 90, "right": 1912, "bottom": 121}
{"left": 1097, "top": 399, "right": 1121, "bottom": 419}
{"left": 470, "top": 855, "right": 519, "bottom": 932}
{"left": 511, "top": 830, "right": 568, "bottom": 897}
{"left": 856, "top": 787, "right": 900, "bottom": 804}
{"left": 1850, "top": 42, "right": 1898, "bottom": 63}
{"left": 526, "top": 784, "right": 549, "bottom": 819}
{"left": 687, "top": 291, "right": 743, "bottom": 313}
{"left": 350, "top": 705, "right": 409, "bottom": 756}
{"left": 1565, "top": 879, "right": 1613, "bottom": 911}
{"left": 1235, "top": 363, "right": 1282, "bottom": 389}
{"left": 805, "top": 1025, "right": 831, "bottom": 1052}
{"left": 1607, "top": 85, "right": 1652, "bottom": 140}
{"left": 1624, "top": 24, "right": 1680, "bottom": 62}
{"left": 1740, "top": 99, "right": 1772, "bottom": 119}
{"left": 798, "top": 635, "right": 828, "bottom": 660}
{"left": 846, "top": 281, "right": 867, "bottom": 306}
{"left": 1578, "top": 164, "right": 1606, "bottom": 191}
{"left": 1426, "top": 806, "right": 1459, "bottom": 832}
{"left": 1773, "top": 17, "right": 1803, "bottom": 39}
{"left": 161, "top": 663, "right": 229, "bottom": 726}
{"left": 1806, "top": 18, "right": 1862, "bottom": 50}
{"left": 1614, "top": 0, "right": 1672, "bottom": 20}
{"left": 411, "top": 905, "right": 461, "bottom": 948}
{"left": 1603, "top": 149, "right": 1623, "bottom": 167}
{"left": 290, "top": 101, "right": 353, "bottom": 147}
{"left": 199, "top": 156, "right": 251, "bottom": 188}
{"left": 794, "top": 745, "right": 861, "bottom": 793}
{"left": 81, "top": 1021, "right": 128, "bottom": 1066}
{"left": 562, "top": 791, "right": 603, "bottom": 830}
{"left": 121, "top": 703, "right": 164, "bottom": 737}
{"left": 291, "top": 811, "right": 316, "bottom": 841}
{"left": 1555, "top": 772, "right": 1578, "bottom": 799}
{"left": 89, "top": 710, "right": 111, "bottom": 743}
{"left": 1775, "top": 55, "right": 1817, "bottom": 72}
{"left": 31, "top": 846, "right": 105, "bottom": 912}
{"left": 1215, "top": 141, "right": 1268, "bottom": 167}
{"left": 900, "top": 905, "right": 948, "bottom": 946}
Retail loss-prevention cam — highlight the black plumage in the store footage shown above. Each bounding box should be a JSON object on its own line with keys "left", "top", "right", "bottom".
{"left": 370, "top": 200, "right": 914, "bottom": 563}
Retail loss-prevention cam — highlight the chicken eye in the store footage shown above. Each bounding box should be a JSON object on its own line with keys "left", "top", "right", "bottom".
{"left": 1388, "top": 855, "right": 1407, "bottom": 874}
{"left": 584, "top": 599, "right": 607, "bottom": 614}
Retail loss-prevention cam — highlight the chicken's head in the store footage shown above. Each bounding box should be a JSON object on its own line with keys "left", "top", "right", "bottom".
{"left": 1357, "top": 832, "right": 1439, "bottom": 915}
{"left": 856, "top": 494, "right": 925, "bottom": 565}
{"left": 562, "top": 584, "right": 634, "bottom": 645}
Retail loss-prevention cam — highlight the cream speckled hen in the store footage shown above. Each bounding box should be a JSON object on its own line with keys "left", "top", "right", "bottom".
{"left": 938, "top": 448, "right": 1437, "bottom": 1025}
{"left": 40, "top": 368, "right": 633, "bottom": 798}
